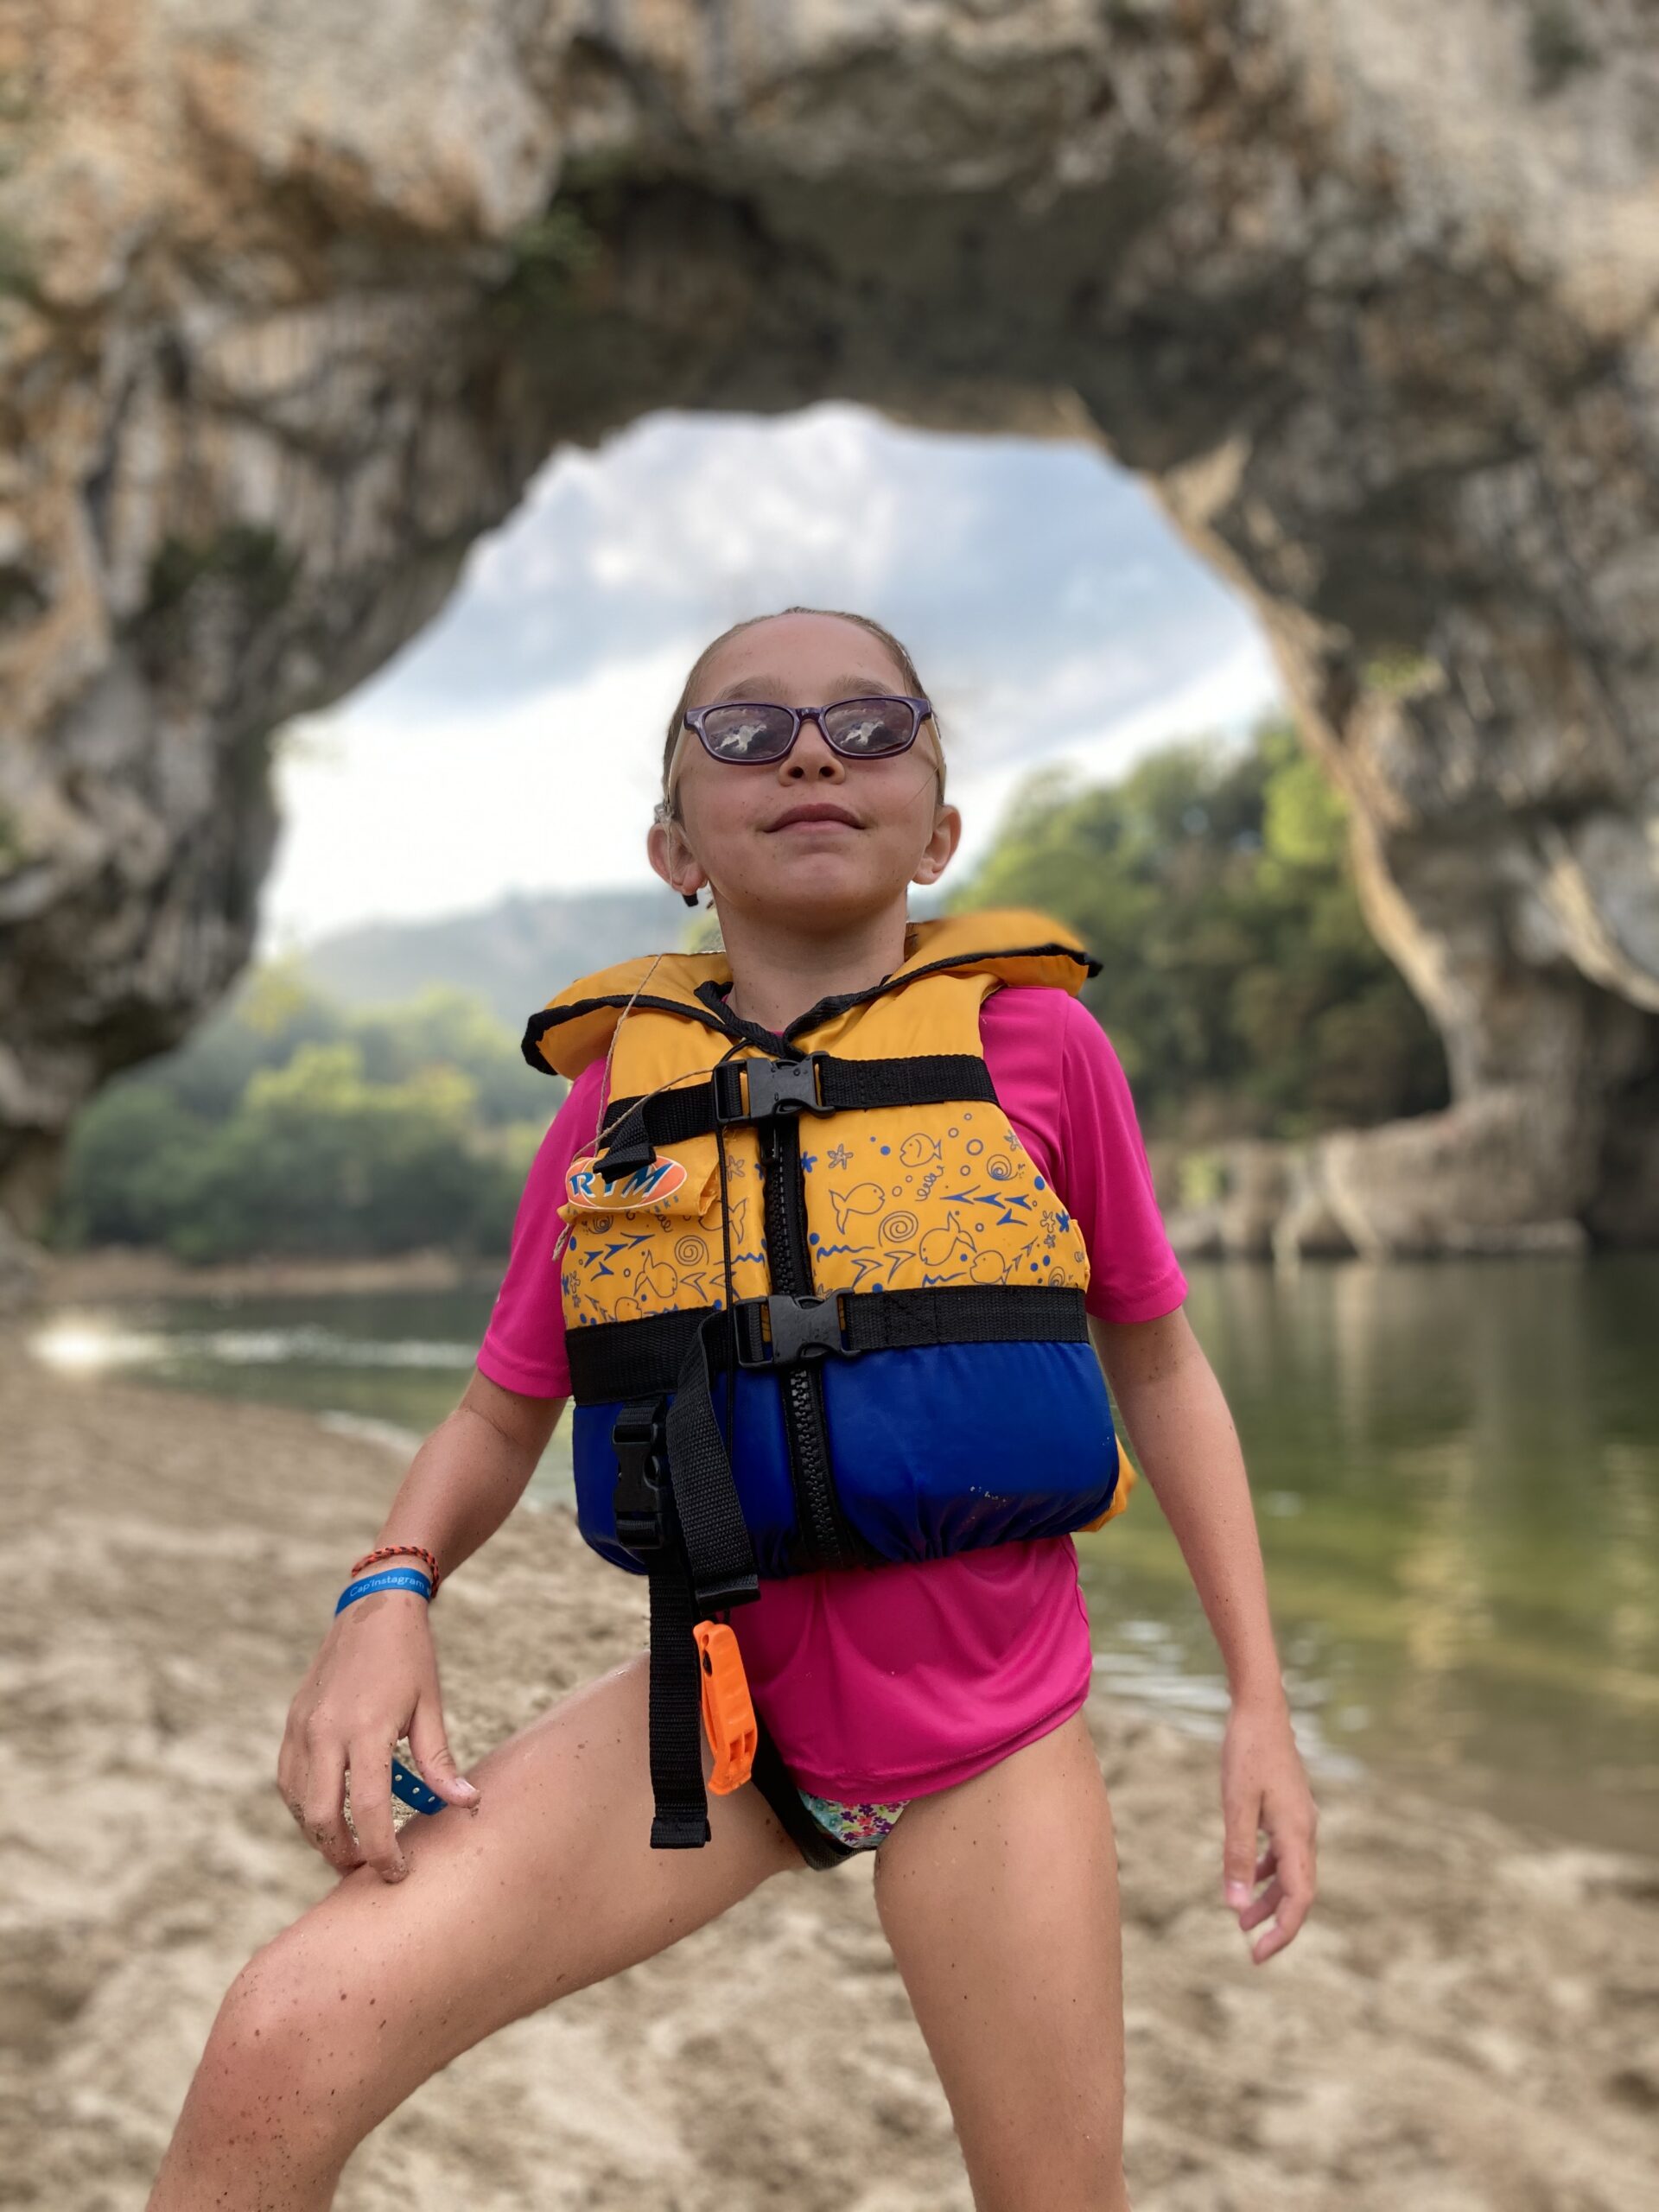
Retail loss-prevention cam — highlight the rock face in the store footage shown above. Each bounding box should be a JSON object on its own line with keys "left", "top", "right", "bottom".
{"left": 2, "top": 0, "right": 1656, "bottom": 1261}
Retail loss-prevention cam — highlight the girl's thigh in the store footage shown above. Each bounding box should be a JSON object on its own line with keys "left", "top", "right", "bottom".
{"left": 200, "top": 1653, "right": 802, "bottom": 2152}
{"left": 870, "top": 1709, "right": 1128, "bottom": 2212}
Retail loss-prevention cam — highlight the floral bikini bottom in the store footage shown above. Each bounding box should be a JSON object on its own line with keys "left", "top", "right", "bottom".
{"left": 797, "top": 1790, "right": 912, "bottom": 1851}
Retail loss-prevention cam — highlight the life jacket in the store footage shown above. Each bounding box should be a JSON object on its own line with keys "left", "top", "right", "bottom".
{"left": 521, "top": 906, "right": 1136, "bottom": 1847}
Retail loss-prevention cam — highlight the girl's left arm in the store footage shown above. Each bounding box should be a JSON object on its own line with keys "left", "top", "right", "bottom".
{"left": 1091, "top": 1305, "right": 1319, "bottom": 1965}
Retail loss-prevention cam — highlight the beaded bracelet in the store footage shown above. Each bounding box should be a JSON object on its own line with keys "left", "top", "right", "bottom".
{"left": 352, "top": 1541, "right": 442, "bottom": 1595}
{"left": 335, "top": 1566, "right": 433, "bottom": 1615}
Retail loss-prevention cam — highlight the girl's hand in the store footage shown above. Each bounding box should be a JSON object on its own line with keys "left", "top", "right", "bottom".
{"left": 276, "top": 1587, "right": 480, "bottom": 1882}
{"left": 1219, "top": 1688, "right": 1318, "bottom": 1963}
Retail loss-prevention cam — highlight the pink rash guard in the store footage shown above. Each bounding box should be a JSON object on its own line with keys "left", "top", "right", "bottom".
{"left": 476, "top": 984, "right": 1187, "bottom": 1805}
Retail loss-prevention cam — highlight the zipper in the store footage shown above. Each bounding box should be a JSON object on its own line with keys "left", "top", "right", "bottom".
{"left": 760, "top": 1112, "right": 861, "bottom": 1573}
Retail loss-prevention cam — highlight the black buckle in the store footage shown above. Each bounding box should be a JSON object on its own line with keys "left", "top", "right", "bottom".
{"left": 595, "top": 1141, "right": 654, "bottom": 1183}
{"left": 593, "top": 1107, "right": 654, "bottom": 1184}
{"left": 612, "top": 1399, "right": 671, "bottom": 1555}
{"left": 731, "top": 1293, "right": 855, "bottom": 1368}
{"left": 712, "top": 1053, "right": 830, "bottom": 1126}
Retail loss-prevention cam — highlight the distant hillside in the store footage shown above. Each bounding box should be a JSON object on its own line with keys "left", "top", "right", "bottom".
{"left": 296, "top": 885, "right": 689, "bottom": 1030}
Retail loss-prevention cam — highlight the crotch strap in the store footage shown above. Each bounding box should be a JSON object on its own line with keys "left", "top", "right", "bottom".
{"left": 610, "top": 1313, "right": 760, "bottom": 1850}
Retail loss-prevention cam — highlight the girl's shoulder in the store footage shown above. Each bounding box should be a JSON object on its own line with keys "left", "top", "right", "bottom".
{"left": 524, "top": 1060, "right": 606, "bottom": 1191}
{"left": 983, "top": 987, "right": 1184, "bottom": 1315}
{"left": 981, "top": 983, "right": 1128, "bottom": 1084}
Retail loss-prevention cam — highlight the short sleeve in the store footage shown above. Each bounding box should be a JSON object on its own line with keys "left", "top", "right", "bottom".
{"left": 1055, "top": 997, "right": 1188, "bottom": 1325}
{"left": 474, "top": 1062, "right": 604, "bottom": 1398}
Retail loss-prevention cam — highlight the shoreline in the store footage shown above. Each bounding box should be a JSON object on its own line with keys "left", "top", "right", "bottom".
{"left": 6, "top": 1326, "right": 1657, "bottom": 2208}
{"left": 26, "top": 1238, "right": 1639, "bottom": 1314}
{"left": 28, "top": 1243, "right": 508, "bottom": 1304}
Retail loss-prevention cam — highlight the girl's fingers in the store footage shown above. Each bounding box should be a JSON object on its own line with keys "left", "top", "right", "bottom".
{"left": 276, "top": 1694, "right": 315, "bottom": 1808}
{"left": 405, "top": 1694, "right": 481, "bottom": 1811}
{"left": 346, "top": 1736, "right": 406, "bottom": 1882}
{"left": 1249, "top": 1872, "right": 1313, "bottom": 1962}
{"left": 1236, "top": 1874, "right": 1281, "bottom": 1930}
{"left": 285, "top": 1757, "right": 364, "bottom": 1874}
{"left": 1274, "top": 1824, "right": 1317, "bottom": 1917}
{"left": 1238, "top": 1809, "right": 1317, "bottom": 1960}
{"left": 1224, "top": 1845, "right": 1282, "bottom": 1921}
{"left": 298, "top": 1734, "right": 364, "bottom": 1873}
{"left": 1220, "top": 1787, "right": 1265, "bottom": 1907}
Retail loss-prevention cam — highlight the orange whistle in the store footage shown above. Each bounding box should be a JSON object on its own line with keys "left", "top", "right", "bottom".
{"left": 694, "top": 1619, "right": 758, "bottom": 1795}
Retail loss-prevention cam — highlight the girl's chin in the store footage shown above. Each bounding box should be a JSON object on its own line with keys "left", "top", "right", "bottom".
{"left": 734, "top": 869, "right": 910, "bottom": 920}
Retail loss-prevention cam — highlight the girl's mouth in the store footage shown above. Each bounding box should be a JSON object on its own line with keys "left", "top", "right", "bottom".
{"left": 767, "top": 804, "right": 861, "bottom": 831}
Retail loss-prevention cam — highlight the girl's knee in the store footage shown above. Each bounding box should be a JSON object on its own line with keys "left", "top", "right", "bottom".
{"left": 196, "top": 1961, "right": 332, "bottom": 2144}
{"left": 194, "top": 1920, "right": 385, "bottom": 2161}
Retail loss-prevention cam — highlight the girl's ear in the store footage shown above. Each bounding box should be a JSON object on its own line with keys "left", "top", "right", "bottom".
{"left": 912, "top": 802, "right": 962, "bottom": 886}
{"left": 647, "top": 815, "right": 706, "bottom": 904}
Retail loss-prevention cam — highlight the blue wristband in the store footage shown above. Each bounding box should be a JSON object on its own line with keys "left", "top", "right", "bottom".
{"left": 391, "top": 1759, "right": 447, "bottom": 1815}
{"left": 335, "top": 1566, "right": 433, "bottom": 1614}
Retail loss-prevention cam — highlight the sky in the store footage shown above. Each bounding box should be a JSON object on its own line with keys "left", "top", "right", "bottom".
{"left": 259, "top": 402, "right": 1283, "bottom": 954}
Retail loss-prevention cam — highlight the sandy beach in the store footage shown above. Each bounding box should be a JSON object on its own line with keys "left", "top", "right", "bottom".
{"left": 4, "top": 1320, "right": 1658, "bottom": 2211}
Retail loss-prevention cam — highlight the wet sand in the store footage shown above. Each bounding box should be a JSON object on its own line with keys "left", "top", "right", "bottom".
{"left": 3, "top": 1324, "right": 1657, "bottom": 2209}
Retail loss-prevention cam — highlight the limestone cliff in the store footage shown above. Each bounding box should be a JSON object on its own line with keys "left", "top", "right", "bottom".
{"left": 2, "top": 0, "right": 1656, "bottom": 1271}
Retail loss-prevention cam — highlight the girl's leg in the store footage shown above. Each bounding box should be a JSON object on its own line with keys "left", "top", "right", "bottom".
{"left": 147, "top": 1651, "right": 802, "bottom": 2211}
{"left": 870, "top": 1709, "right": 1130, "bottom": 2212}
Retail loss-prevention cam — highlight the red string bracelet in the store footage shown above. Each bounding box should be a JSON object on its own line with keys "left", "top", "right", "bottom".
{"left": 351, "top": 1542, "right": 442, "bottom": 1596}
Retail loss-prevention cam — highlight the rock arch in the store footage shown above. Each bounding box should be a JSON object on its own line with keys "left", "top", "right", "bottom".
{"left": 2, "top": 0, "right": 1656, "bottom": 1268}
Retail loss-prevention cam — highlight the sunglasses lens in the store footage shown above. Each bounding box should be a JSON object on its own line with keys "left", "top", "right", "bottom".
{"left": 823, "top": 697, "right": 917, "bottom": 756}
{"left": 696, "top": 704, "right": 796, "bottom": 760}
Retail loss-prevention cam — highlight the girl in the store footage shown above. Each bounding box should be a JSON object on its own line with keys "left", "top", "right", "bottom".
{"left": 148, "top": 605, "right": 1317, "bottom": 2212}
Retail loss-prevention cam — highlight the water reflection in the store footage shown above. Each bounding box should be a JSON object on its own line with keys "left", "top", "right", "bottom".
{"left": 24, "top": 1290, "right": 576, "bottom": 1490}
{"left": 29, "top": 1313, "right": 484, "bottom": 1374}
{"left": 1077, "top": 1255, "right": 1659, "bottom": 1849}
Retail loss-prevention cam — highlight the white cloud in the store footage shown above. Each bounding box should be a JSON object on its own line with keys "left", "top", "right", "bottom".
{"left": 263, "top": 648, "right": 692, "bottom": 950}
{"left": 945, "top": 637, "right": 1281, "bottom": 884}
{"left": 259, "top": 403, "right": 1283, "bottom": 952}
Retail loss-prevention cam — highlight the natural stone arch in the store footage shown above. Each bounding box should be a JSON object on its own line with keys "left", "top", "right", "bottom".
{"left": 2, "top": 0, "right": 1656, "bottom": 1275}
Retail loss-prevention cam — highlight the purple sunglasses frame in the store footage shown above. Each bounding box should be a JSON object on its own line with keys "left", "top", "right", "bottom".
{"left": 680, "top": 692, "right": 934, "bottom": 765}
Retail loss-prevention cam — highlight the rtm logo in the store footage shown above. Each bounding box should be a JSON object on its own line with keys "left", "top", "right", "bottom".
{"left": 565, "top": 1154, "right": 690, "bottom": 1212}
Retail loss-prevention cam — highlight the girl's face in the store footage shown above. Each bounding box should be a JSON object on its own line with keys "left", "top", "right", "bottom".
{"left": 648, "top": 613, "right": 960, "bottom": 932}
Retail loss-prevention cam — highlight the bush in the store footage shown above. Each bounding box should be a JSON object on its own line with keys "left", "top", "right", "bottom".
{"left": 950, "top": 715, "right": 1448, "bottom": 1141}
{"left": 48, "top": 973, "right": 559, "bottom": 1262}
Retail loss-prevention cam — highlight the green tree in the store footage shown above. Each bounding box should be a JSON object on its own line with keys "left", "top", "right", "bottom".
{"left": 161, "top": 1042, "right": 523, "bottom": 1263}
{"left": 48, "top": 982, "right": 556, "bottom": 1262}
{"left": 950, "top": 715, "right": 1447, "bottom": 1141}
{"left": 50, "top": 1082, "right": 215, "bottom": 1249}
{"left": 347, "top": 985, "right": 540, "bottom": 1128}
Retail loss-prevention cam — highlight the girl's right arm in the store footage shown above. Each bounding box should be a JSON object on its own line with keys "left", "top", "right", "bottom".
{"left": 276, "top": 1369, "right": 567, "bottom": 1884}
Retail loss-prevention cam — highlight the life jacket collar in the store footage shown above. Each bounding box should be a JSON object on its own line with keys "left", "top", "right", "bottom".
{"left": 522, "top": 906, "right": 1100, "bottom": 1080}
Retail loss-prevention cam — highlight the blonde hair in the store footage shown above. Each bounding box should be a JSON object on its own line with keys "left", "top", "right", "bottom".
{"left": 656, "top": 605, "right": 946, "bottom": 825}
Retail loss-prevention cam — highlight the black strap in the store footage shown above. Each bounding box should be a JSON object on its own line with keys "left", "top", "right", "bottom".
{"left": 611, "top": 1342, "right": 760, "bottom": 1851}
{"left": 569, "top": 1284, "right": 1090, "bottom": 1404}
{"left": 748, "top": 1705, "right": 862, "bottom": 1870}
{"left": 664, "top": 1313, "right": 761, "bottom": 1612}
{"left": 609, "top": 1397, "right": 713, "bottom": 1847}
{"left": 592, "top": 1052, "right": 995, "bottom": 1179}
{"left": 642, "top": 1529, "right": 710, "bottom": 1850}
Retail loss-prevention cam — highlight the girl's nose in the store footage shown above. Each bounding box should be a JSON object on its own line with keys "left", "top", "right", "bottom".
{"left": 782, "top": 717, "right": 845, "bottom": 779}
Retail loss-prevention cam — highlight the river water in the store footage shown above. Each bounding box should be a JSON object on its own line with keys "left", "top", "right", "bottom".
{"left": 27, "top": 1256, "right": 1659, "bottom": 1853}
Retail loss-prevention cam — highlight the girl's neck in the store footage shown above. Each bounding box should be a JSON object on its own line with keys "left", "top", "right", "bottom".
{"left": 719, "top": 903, "right": 913, "bottom": 1037}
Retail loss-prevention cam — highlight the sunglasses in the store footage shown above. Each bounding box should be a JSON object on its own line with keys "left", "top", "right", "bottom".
{"left": 681, "top": 693, "right": 933, "bottom": 766}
